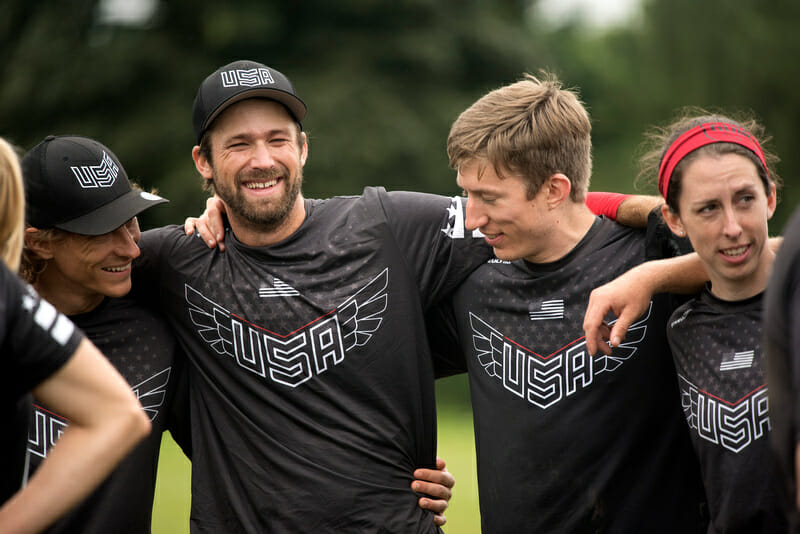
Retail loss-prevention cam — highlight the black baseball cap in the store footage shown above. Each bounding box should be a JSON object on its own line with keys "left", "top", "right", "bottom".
{"left": 22, "top": 135, "right": 168, "bottom": 236}
{"left": 192, "top": 60, "right": 307, "bottom": 143}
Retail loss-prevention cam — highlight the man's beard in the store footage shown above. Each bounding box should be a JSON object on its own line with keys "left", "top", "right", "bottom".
{"left": 212, "top": 166, "right": 303, "bottom": 232}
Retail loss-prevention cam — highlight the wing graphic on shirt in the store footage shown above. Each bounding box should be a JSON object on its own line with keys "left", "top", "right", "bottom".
{"left": 186, "top": 285, "right": 235, "bottom": 356}
{"left": 468, "top": 302, "right": 653, "bottom": 408}
{"left": 133, "top": 368, "right": 171, "bottom": 422}
{"left": 469, "top": 312, "right": 504, "bottom": 378}
{"left": 337, "top": 268, "right": 388, "bottom": 351}
{"left": 595, "top": 302, "right": 652, "bottom": 373}
{"left": 184, "top": 269, "right": 389, "bottom": 387}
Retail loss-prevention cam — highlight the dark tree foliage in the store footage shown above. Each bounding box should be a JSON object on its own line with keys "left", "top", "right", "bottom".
{"left": 0, "top": 0, "right": 552, "bottom": 229}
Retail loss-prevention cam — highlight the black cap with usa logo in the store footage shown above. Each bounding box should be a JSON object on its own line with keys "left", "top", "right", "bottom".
{"left": 192, "top": 60, "right": 307, "bottom": 144}
{"left": 21, "top": 135, "right": 168, "bottom": 236}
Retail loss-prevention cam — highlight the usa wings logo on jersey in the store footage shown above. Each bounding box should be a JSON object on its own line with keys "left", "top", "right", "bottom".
{"left": 678, "top": 375, "right": 769, "bottom": 453}
{"left": 28, "top": 368, "right": 171, "bottom": 459}
{"left": 469, "top": 303, "right": 651, "bottom": 409}
{"left": 186, "top": 268, "right": 388, "bottom": 388}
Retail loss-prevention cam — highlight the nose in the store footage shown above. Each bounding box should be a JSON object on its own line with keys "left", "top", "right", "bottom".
{"left": 464, "top": 196, "right": 488, "bottom": 232}
{"left": 721, "top": 207, "right": 743, "bottom": 239}
{"left": 111, "top": 224, "right": 141, "bottom": 259}
{"left": 251, "top": 141, "right": 277, "bottom": 169}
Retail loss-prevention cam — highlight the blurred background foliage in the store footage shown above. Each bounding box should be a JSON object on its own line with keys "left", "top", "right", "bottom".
{"left": 3, "top": 0, "right": 798, "bottom": 235}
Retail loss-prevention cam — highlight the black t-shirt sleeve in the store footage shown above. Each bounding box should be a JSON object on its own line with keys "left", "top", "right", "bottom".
{"left": 0, "top": 264, "right": 83, "bottom": 399}
{"left": 165, "top": 344, "right": 193, "bottom": 459}
{"left": 375, "top": 189, "right": 491, "bottom": 309}
{"left": 426, "top": 301, "right": 467, "bottom": 378}
{"left": 132, "top": 226, "right": 179, "bottom": 306}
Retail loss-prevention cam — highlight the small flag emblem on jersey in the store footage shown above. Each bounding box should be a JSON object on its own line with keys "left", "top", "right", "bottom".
{"left": 259, "top": 278, "right": 299, "bottom": 297}
{"left": 719, "top": 350, "right": 754, "bottom": 371}
{"left": 528, "top": 300, "right": 565, "bottom": 321}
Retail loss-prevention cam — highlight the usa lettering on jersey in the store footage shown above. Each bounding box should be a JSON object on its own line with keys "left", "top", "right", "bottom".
{"left": 186, "top": 268, "right": 388, "bottom": 388}
{"left": 469, "top": 303, "right": 651, "bottom": 409}
{"left": 679, "top": 375, "right": 770, "bottom": 453}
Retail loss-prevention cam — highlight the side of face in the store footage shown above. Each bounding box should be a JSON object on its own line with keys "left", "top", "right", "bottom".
{"left": 456, "top": 160, "right": 554, "bottom": 262}
{"left": 192, "top": 99, "right": 308, "bottom": 232}
{"left": 28, "top": 218, "right": 142, "bottom": 305}
{"left": 661, "top": 152, "right": 776, "bottom": 297}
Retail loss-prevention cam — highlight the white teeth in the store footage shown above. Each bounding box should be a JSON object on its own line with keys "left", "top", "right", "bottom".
{"left": 245, "top": 179, "right": 278, "bottom": 189}
{"left": 103, "top": 264, "right": 130, "bottom": 273}
{"left": 722, "top": 246, "right": 747, "bottom": 257}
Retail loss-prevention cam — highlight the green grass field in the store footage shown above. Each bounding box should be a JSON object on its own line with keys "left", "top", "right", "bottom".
{"left": 151, "top": 377, "right": 481, "bottom": 533}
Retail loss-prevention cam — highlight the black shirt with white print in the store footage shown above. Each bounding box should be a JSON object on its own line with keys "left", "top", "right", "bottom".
{"left": 668, "top": 288, "right": 787, "bottom": 533}
{"left": 133, "top": 187, "right": 490, "bottom": 533}
{"left": 430, "top": 215, "right": 707, "bottom": 533}
{"left": 27, "top": 295, "right": 181, "bottom": 534}
{"left": 0, "top": 263, "right": 82, "bottom": 506}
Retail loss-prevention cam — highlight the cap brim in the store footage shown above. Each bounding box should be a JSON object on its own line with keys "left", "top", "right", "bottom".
{"left": 56, "top": 190, "right": 168, "bottom": 236}
{"left": 202, "top": 88, "right": 307, "bottom": 137}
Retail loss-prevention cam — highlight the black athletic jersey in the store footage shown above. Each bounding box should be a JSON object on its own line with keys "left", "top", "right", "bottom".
{"left": 26, "top": 295, "right": 181, "bottom": 534}
{"left": 430, "top": 216, "right": 706, "bottom": 533}
{"left": 764, "top": 206, "right": 800, "bottom": 532}
{"left": 0, "top": 262, "right": 83, "bottom": 506}
{"left": 668, "top": 288, "right": 787, "bottom": 533}
{"left": 133, "top": 187, "right": 490, "bottom": 533}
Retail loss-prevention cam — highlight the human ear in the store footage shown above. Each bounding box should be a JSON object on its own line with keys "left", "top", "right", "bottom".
{"left": 24, "top": 227, "right": 55, "bottom": 260}
{"left": 192, "top": 145, "right": 214, "bottom": 180}
{"left": 660, "top": 204, "right": 686, "bottom": 238}
{"left": 546, "top": 173, "right": 571, "bottom": 209}
{"left": 766, "top": 182, "right": 777, "bottom": 220}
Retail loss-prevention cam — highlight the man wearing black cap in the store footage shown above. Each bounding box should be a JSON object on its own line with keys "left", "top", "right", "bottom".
{"left": 19, "top": 135, "right": 187, "bottom": 534}
{"left": 129, "top": 59, "right": 489, "bottom": 533}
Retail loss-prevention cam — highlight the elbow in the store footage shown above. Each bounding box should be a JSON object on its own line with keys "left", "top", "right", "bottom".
{"left": 122, "top": 398, "right": 153, "bottom": 445}
{"left": 131, "top": 405, "right": 152, "bottom": 442}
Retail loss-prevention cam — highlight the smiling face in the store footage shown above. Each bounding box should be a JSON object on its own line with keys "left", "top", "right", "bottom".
{"left": 34, "top": 218, "right": 142, "bottom": 314}
{"left": 662, "top": 152, "right": 776, "bottom": 300}
{"left": 457, "top": 159, "right": 556, "bottom": 263}
{"left": 194, "top": 98, "right": 308, "bottom": 245}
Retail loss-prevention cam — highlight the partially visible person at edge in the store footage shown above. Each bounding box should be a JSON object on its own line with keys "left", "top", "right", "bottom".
{"left": 641, "top": 111, "right": 788, "bottom": 532}
{"left": 764, "top": 205, "right": 800, "bottom": 530}
{"left": 18, "top": 134, "right": 188, "bottom": 534}
{"left": 0, "top": 136, "right": 151, "bottom": 534}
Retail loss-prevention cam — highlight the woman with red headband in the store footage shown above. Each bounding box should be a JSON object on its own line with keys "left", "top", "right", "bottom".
{"left": 643, "top": 111, "right": 787, "bottom": 532}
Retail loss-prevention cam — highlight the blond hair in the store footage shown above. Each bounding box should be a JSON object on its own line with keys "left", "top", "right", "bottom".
{"left": 0, "top": 138, "right": 25, "bottom": 272}
{"left": 447, "top": 73, "right": 592, "bottom": 201}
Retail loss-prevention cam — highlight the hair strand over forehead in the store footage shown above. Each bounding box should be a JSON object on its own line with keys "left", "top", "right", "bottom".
{"left": 447, "top": 72, "right": 593, "bottom": 201}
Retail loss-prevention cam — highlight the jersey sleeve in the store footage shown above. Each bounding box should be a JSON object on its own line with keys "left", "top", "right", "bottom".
{"left": 0, "top": 264, "right": 83, "bottom": 399}
{"left": 426, "top": 301, "right": 468, "bottom": 378}
{"left": 132, "top": 226, "right": 183, "bottom": 306}
{"left": 373, "top": 188, "right": 492, "bottom": 309}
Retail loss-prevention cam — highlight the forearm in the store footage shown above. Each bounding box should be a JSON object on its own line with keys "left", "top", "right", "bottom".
{"left": 0, "top": 340, "right": 151, "bottom": 533}
{"left": 0, "top": 414, "right": 149, "bottom": 533}
{"left": 615, "top": 195, "right": 664, "bottom": 229}
{"left": 629, "top": 251, "right": 708, "bottom": 295}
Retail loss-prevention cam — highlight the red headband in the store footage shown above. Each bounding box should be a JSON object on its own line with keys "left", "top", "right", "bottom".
{"left": 657, "top": 122, "right": 768, "bottom": 199}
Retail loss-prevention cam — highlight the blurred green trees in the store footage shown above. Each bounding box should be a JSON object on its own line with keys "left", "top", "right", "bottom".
{"left": 1, "top": 0, "right": 797, "bottom": 231}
